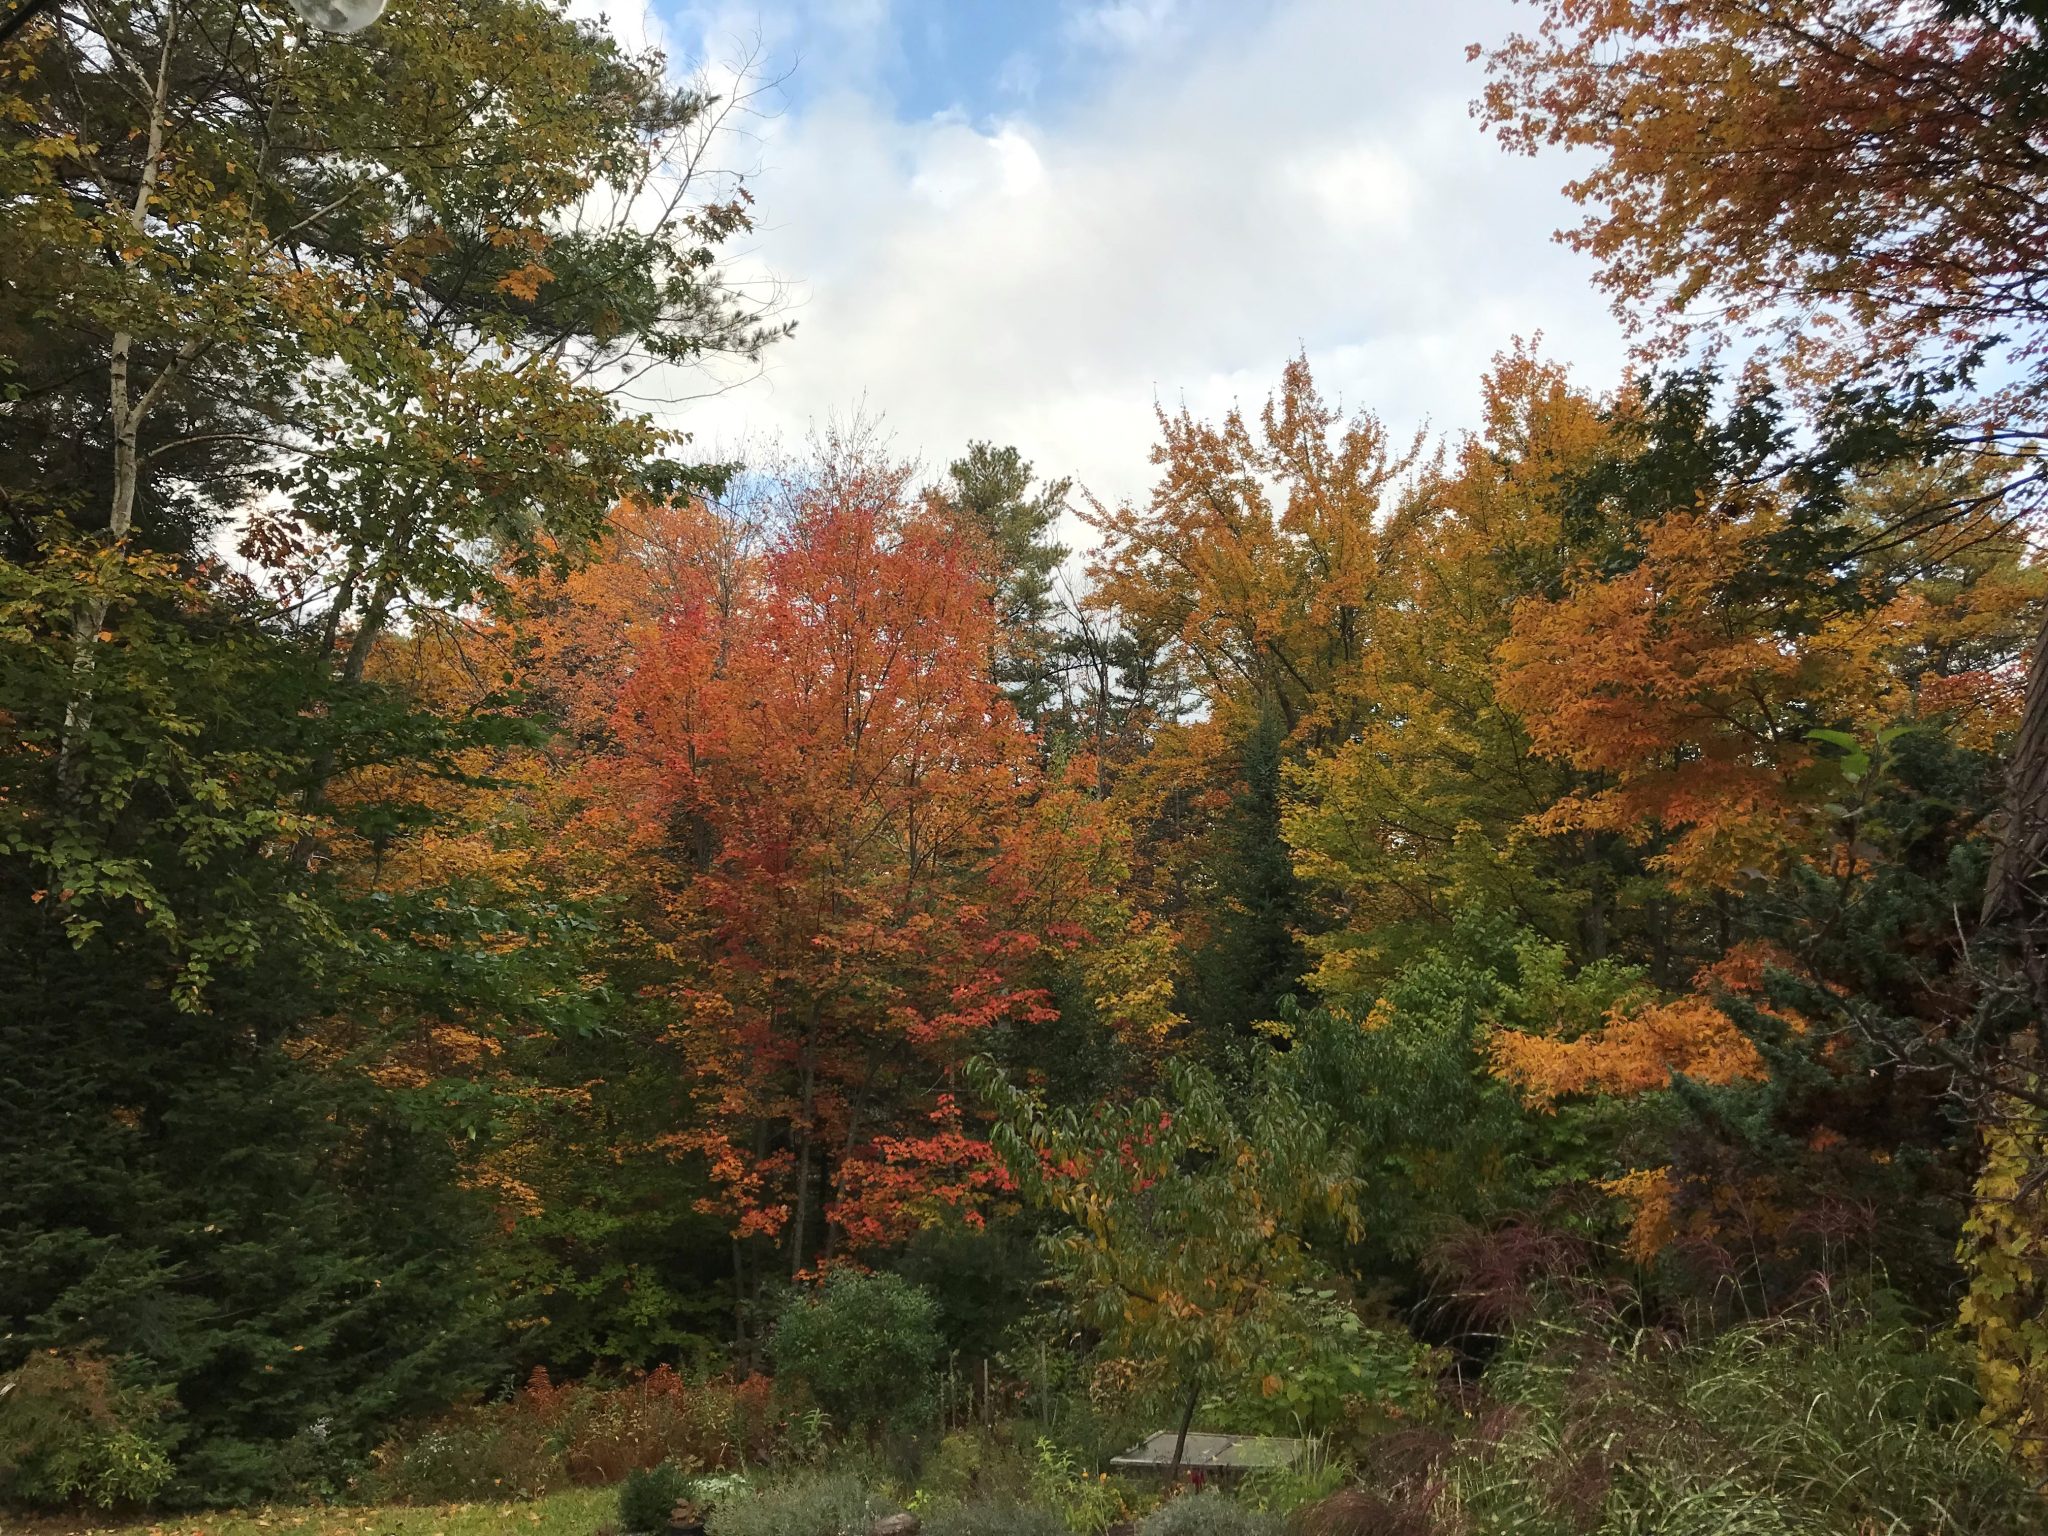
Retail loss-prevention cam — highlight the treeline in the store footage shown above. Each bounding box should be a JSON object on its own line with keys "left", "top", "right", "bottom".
{"left": 5, "top": 0, "right": 2048, "bottom": 1524}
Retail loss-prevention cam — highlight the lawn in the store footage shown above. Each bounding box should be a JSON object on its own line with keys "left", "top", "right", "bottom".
{"left": 12, "top": 1485, "right": 616, "bottom": 1536}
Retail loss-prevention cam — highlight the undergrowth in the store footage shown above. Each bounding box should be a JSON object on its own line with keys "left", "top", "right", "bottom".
{"left": 371, "top": 1367, "right": 783, "bottom": 1502}
{"left": 1380, "top": 1305, "right": 2042, "bottom": 1535}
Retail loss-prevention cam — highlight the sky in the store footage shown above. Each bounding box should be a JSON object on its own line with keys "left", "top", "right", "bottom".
{"left": 598, "top": 0, "right": 1631, "bottom": 513}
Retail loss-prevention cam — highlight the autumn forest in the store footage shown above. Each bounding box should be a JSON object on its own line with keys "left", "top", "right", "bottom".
{"left": 5, "top": 3, "right": 2048, "bottom": 1534}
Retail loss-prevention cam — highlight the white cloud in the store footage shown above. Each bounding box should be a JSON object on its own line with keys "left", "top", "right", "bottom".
{"left": 644, "top": 0, "right": 1628, "bottom": 510}
{"left": 909, "top": 119, "right": 1044, "bottom": 207}
{"left": 1065, "top": 0, "right": 1182, "bottom": 53}
{"left": 1286, "top": 141, "right": 1415, "bottom": 234}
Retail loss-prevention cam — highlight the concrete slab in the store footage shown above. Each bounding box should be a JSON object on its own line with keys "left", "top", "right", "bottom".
{"left": 1108, "top": 1431, "right": 1306, "bottom": 1476}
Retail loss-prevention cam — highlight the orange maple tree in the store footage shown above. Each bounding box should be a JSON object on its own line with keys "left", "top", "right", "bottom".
{"left": 599, "top": 448, "right": 1115, "bottom": 1273}
{"left": 1084, "top": 355, "right": 1420, "bottom": 746}
{"left": 1490, "top": 943, "right": 1798, "bottom": 1107}
{"left": 1475, "top": 0, "right": 2048, "bottom": 922}
{"left": 1497, "top": 490, "right": 2033, "bottom": 891}
{"left": 1475, "top": 1, "right": 2048, "bottom": 398}
{"left": 828, "top": 1094, "right": 1019, "bottom": 1253}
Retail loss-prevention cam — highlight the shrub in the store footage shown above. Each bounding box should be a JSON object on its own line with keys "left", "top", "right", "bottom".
{"left": 923, "top": 1499, "right": 1072, "bottom": 1536}
{"left": 621, "top": 1461, "right": 694, "bottom": 1534}
{"left": 372, "top": 1367, "right": 786, "bottom": 1502}
{"left": 562, "top": 1367, "right": 778, "bottom": 1483}
{"left": 370, "top": 1409, "right": 561, "bottom": 1502}
{"left": 1287, "top": 1489, "right": 1434, "bottom": 1536}
{"left": 693, "top": 1470, "right": 755, "bottom": 1509}
{"left": 768, "top": 1272, "right": 943, "bottom": 1436}
{"left": 1027, "top": 1437, "right": 1128, "bottom": 1536}
{"left": 708, "top": 1471, "right": 893, "bottom": 1536}
{"left": 1137, "top": 1493, "right": 1281, "bottom": 1536}
{"left": 0, "top": 1351, "right": 176, "bottom": 1511}
{"left": 915, "top": 1428, "right": 1035, "bottom": 1508}
{"left": 1436, "top": 1307, "right": 2046, "bottom": 1536}
{"left": 1213, "top": 1293, "right": 1439, "bottom": 1439}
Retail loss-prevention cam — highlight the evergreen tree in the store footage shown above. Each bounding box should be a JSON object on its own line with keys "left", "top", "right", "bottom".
{"left": 0, "top": 556, "right": 497, "bottom": 1504}
{"left": 939, "top": 442, "right": 1071, "bottom": 730}
{"left": 1181, "top": 704, "right": 1309, "bottom": 1042}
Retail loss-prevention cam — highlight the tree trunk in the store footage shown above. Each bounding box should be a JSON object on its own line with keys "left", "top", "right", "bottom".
{"left": 789, "top": 1052, "right": 817, "bottom": 1277}
{"left": 59, "top": 3, "right": 181, "bottom": 786}
{"left": 1984, "top": 607, "right": 2048, "bottom": 925}
{"left": 1167, "top": 1381, "right": 1199, "bottom": 1483}
{"left": 1583, "top": 843, "right": 1608, "bottom": 961}
{"left": 731, "top": 1238, "right": 751, "bottom": 1367}
{"left": 289, "top": 559, "right": 403, "bottom": 870}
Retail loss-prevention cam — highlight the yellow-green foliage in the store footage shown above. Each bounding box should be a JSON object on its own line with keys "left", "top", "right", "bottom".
{"left": 1026, "top": 1437, "right": 1130, "bottom": 1536}
{"left": 0, "top": 1351, "right": 174, "bottom": 1511}
{"left": 1960, "top": 1100, "right": 2048, "bottom": 1474}
{"left": 24, "top": 1485, "right": 616, "bottom": 1536}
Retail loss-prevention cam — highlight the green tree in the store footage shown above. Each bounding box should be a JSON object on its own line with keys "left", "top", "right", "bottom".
{"left": 4, "top": 0, "right": 781, "bottom": 799}
{"left": 939, "top": 442, "right": 1071, "bottom": 730}
{"left": 1180, "top": 704, "right": 1307, "bottom": 1043}
{"left": 974, "top": 1053, "right": 1359, "bottom": 1476}
{"left": 0, "top": 550, "right": 497, "bottom": 1506}
{"left": 0, "top": 0, "right": 784, "bottom": 1499}
{"left": 768, "top": 1270, "right": 945, "bottom": 1437}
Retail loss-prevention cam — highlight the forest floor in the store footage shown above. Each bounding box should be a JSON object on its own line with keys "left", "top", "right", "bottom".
{"left": 10, "top": 1485, "right": 615, "bottom": 1536}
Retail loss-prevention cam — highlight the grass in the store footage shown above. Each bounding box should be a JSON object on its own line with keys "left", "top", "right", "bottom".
{"left": 8, "top": 1484, "right": 617, "bottom": 1536}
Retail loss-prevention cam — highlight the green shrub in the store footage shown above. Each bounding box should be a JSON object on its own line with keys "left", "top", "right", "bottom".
{"left": 915, "top": 1428, "right": 1035, "bottom": 1508}
{"left": 621, "top": 1461, "right": 694, "bottom": 1534}
{"left": 693, "top": 1470, "right": 756, "bottom": 1508}
{"left": 1237, "top": 1441, "right": 1349, "bottom": 1516}
{"left": 1137, "top": 1493, "right": 1281, "bottom": 1536}
{"left": 923, "top": 1500, "right": 1071, "bottom": 1536}
{"left": 371, "top": 1404, "right": 561, "bottom": 1502}
{"left": 1027, "top": 1437, "right": 1128, "bottom": 1536}
{"left": 707, "top": 1472, "right": 893, "bottom": 1536}
{"left": 1213, "top": 1292, "right": 1439, "bottom": 1438}
{"left": 768, "top": 1272, "right": 943, "bottom": 1435}
{"left": 0, "top": 1351, "right": 176, "bottom": 1511}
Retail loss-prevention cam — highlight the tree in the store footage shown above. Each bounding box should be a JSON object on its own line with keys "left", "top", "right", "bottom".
{"left": 0, "top": 549, "right": 497, "bottom": 1506}
{"left": 1285, "top": 346, "right": 1612, "bottom": 989}
{"left": 1473, "top": 0, "right": 2048, "bottom": 929}
{"left": 1085, "top": 356, "right": 1420, "bottom": 746}
{"left": 1475, "top": 1, "right": 2048, "bottom": 403}
{"left": 1469, "top": 380, "right": 2044, "bottom": 1308}
{"left": 3, "top": 0, "right": 781, "bottom": 809}
{"left": 0, "top": 0, "right": 784, "bottom": 1494}
{"left": 1084, "top": 358, "right": 1423, "bottom": 1043}
{"left": 1495, "top": 369, "right": 2039, "bottom": 929}
{"left": 975, "top": 1052, "right": 1360, "bottom": 1478}
{"left": 1177, "top": 703, "right": 1308, "bottom": 1040}
{"left": 598, "top": 446, "right": 1126, "bottom": 1285}
{"left": 937, "top": 443, "right": 1072, "bottom": 732}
